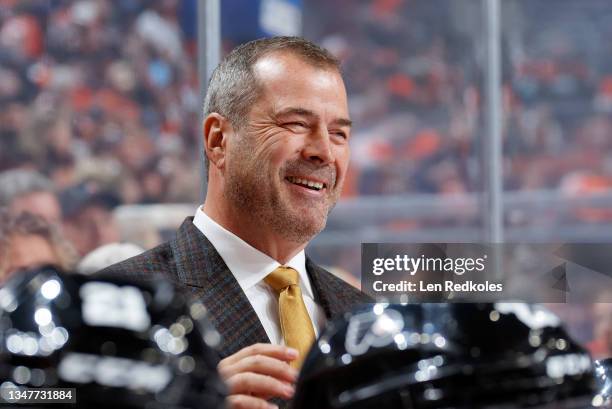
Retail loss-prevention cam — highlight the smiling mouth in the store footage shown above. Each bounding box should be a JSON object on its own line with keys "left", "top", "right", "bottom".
{"left": 286, "top": 176, "right": 326, "bottom": 191}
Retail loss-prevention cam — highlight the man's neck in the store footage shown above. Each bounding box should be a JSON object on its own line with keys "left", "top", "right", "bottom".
{"left": 201, "top": 201, "right": 307, "bottom": 264}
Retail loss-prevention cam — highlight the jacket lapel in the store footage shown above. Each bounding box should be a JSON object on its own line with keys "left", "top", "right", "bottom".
{"left": 306, "top": 257, "right": 356, "bottom": 319}
{"left": 169, "top": 218, "right": 269, "bottom": 357}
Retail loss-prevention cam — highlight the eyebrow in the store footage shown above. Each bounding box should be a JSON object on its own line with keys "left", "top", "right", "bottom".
{"left": 275, "top": 107, "right": 353, "bottom": 128}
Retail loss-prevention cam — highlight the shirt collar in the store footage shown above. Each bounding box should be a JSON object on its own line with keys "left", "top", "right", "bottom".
{"left": 192, "top": 207, "right": 313, "bottom": 298}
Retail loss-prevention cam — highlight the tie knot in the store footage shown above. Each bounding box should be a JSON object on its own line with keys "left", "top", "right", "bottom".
{"left": 265, "top": 266, "right": 299, "bottom": 291}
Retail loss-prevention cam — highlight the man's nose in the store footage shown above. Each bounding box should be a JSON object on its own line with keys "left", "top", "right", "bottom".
{"left": 302, "top": 127, "right": 334, "bottom": 164}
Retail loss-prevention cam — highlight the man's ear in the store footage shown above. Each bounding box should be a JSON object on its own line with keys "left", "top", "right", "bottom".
{"left": 203, "top": 113, "right": 231, "bottom": 169}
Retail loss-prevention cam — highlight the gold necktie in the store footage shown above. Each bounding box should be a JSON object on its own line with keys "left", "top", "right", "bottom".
{"left": 265, "top": 266, "right": 315, "bottom": 369}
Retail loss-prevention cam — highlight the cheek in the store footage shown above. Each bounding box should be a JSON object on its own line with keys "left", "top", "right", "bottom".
{"left": 335, "top": 147, "right": 351, "bottom": 179}
{"left": 260, "top": 133, "right": 300, "bottom": 169}
{"left": 244, "top": 127, "right": 292, "bottom": 162}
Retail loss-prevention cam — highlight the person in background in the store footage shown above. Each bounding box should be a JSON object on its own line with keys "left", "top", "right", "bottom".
{"left": 77, "top": 242, "right": 145, "bottom": 275}
{"left": 0, "top": 208, "right": 77, "bottom": 284}
{"left": 0, "top": 169, "right": 62, "bottom": 225}
{"left": 60, "top": 182, "right": 121, "bottom": 257}
{"left": 590, "top": 291, "right": 612, "bottom": 359}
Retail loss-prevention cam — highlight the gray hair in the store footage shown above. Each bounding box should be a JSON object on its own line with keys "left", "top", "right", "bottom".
{"left": 202, "top": 36, "right": 341, "bottom": 172}
{"left": 0, "top": 169, "right": 55, "bottom": 207}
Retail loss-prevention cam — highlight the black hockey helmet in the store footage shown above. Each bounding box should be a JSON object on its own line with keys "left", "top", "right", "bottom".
{"left": 294, "top": 303, "right": 597, "bottom": 409}
{"left": 594, "top": 358, "right": 611, "bottom": 407}
{"left": 0, "top": 265, "right": 226, "bottom": 408}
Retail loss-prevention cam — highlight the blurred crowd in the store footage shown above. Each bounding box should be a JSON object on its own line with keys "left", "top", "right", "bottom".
{"left": 0, "top": 0, "right": 610, "bottom": 357}
{"left": 0, "top": 0, "right": 201, "bottom": 208}
{"left": 2, "top": 1, "right": 611, "bottom": 210}
{"left": 0, "top": 0, "right": 199, "bottom": 279}
{"left": 0, "top": 169, "right": 144, "bottom": 281}
{"left": 305, "top": 0, "right": 612, "bottom": 210}
{"left": 0, "top": 0, "right": 611, "bottom": 229}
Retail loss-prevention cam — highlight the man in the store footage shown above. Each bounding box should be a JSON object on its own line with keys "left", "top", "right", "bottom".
{"left": 0, "top": 169, "right": 62, "bottom": 225}
{"left": 60, "top": 182, "right": 121, "bottom": 256}
{"left": 0, "top": 209, "right": 77, "bottom": 284}
{"left": 590, "top": 291, "right": 612, "bottom": 359}
{"left": 101, "top": 36, "right": 371, "bottom": 409}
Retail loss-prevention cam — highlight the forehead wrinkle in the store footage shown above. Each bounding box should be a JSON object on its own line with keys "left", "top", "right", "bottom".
{"left": 253, "top": 58, "right": 349, "bottom": 113}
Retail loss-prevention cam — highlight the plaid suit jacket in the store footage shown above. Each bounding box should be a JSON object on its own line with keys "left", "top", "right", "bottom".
{"left": 99, "top": 217, "right": 372, "bottom": 358}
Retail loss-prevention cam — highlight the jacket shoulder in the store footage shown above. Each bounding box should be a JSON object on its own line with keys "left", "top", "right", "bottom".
{"left": 318, "top": 267, "right": 373, "bottom": 304}
{"left": 307, "top": 259, "right": 373, "bottom": 318}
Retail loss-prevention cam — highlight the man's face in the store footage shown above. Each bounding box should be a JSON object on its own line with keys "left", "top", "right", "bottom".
{"left": 594, "top": 303, "right": 612, "bottom": 354}
{"left": 2, "top": 233, "right": 59, "bottom": 284}
{"left": 10, "top": 192, "right": 62, "bottom": 225}
{"left": 223, "top": 52, "right": 351, "bottom": 244}
{"left": 64, "top": 205, "right": 120, "bottom": 256}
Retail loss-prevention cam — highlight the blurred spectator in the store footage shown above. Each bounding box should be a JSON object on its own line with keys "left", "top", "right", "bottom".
{"left": 76, "top": 242, "right": 144, "bottom": 275}
{"left": 560, "top": 171, "right": 612, "bottom": 223}
{"left": 0, "top": 208, "right": 77, "bottom": 284}
{"left": 590, "top": 291, "right": 612, "bottom": 359}
{"left": 0, "top": 169, "right": 62, "bottom": 225}
{"left": 60, "top": 182, "right": 121, "bottom": 257}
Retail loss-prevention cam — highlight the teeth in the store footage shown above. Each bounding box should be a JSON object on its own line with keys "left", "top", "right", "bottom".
{"left": 287, "top": 177, "right": 324, "bottom": 190}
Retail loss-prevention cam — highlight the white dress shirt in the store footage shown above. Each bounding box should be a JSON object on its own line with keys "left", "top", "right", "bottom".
{"left": 192, "top": 207, "right": 326, "bottom": 345}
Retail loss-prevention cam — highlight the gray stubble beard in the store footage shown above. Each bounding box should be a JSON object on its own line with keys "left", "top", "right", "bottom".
{"left": 224, "top": 153, "right": 332, "bottom": 246}
{"left": 224, "top": 174, "right": 328, "bottom": 244}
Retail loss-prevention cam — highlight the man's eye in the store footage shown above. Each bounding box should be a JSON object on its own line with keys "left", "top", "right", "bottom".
{"left": 284, "top": 122, "right": 308, "bottom": 131}
{"left": 332, "top": 131, "right": 348, "bottom": 140}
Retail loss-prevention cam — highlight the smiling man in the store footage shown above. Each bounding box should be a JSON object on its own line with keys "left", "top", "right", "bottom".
{"left": 101, "top": 37, "right": 370, "bottom": 409}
